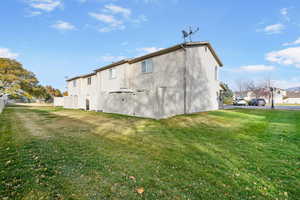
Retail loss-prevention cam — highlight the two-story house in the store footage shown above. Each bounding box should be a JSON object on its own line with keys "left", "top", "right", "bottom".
{"left": 59, "top": 41, "right": 223, "bottom": 119}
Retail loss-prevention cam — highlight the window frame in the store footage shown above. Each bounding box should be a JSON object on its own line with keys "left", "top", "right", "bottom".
{"left": 87, "top": 77, "right": 92, "bottom": 85}
{"left": 214, "top": 66, "right": 218, "bottom": 81}
{"left": 109, "top": 68, "right": 117, "bottom": 79}
{"left": 141, "top": 59, "right": 153, "bottom": 74}
{"left": 73, "top": 80, "right": 77, "bottom": 87}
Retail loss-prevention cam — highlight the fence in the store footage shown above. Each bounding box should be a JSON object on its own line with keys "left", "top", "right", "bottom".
{"left": 53, "top": 97, "right": 64, "bottom": 107}
{"left": 0, "top": 97, "right": 7, "bottom": 113}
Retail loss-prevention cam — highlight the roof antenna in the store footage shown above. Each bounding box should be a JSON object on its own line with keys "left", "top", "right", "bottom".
{"left": 182, "top": 26, "right": 199, "bottom": 43}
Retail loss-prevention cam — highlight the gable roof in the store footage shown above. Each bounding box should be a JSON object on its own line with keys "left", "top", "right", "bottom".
{"left": 128, "top": 42, "right": 223, "bottom": 66}
{"left": 67, "top": 41, "right": 223, "bottom": 82}
{"left": 66, "top": 72, "right": 96, "bottom": 82}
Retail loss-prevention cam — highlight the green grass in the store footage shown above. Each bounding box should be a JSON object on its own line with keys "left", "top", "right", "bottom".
{"left": 0, "top": 106, "right": 299, "bottom": 199}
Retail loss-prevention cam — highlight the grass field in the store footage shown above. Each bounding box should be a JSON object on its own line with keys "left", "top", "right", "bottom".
{"left": 0, "top": 106, "right": 299, "bottom": 199}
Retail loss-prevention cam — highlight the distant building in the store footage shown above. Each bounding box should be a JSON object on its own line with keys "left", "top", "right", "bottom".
{"left": 56, "top": 42, "right": 224, "bottom": 119}
{"left": 235, "top": 88, "right": 287, "bottom": 104}
{"left": 283, "top": 92, "right": 300, "bottom": 104}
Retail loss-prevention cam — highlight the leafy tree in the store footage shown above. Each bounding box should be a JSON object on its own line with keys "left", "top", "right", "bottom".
{"left": 63, "top": 91, "right": 68, "bottom": 96}
{"left": 221, "top": 82, "right": 234, "bottom": 104}
{"left": 0, "top": 58, "right": 62, "bottom": 102}
{"left": 0, "top": 58, "right": 39, "bottom": 99}
{"left": 45, "top": 85, "right": 63, "bottom": 97}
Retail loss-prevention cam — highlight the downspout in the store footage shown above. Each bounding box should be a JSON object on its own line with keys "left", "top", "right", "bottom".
{"left": 181, "top": 44, "right": 187, "bottom": 114}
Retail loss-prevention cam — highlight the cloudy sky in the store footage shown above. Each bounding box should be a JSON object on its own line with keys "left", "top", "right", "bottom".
{"left": 1, "top": 0, "right": 300, "bottom": 90}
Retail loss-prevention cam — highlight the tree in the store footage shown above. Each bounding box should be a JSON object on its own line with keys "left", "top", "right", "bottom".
{"left": 221, "top": 82, "right": 234, "bottom": 104}
{"left": 0, "top": 58, "right": 62, "bottom": 102}
{"left": 45, "top": 86, "right": 62, "bottom": 97}
{"left": 43, "top": 86, "right": 63, "bottom": 102}
{"left": 63, "top": 91, "right": 68, "bottom": 96}
{"left": 0, "top": 58, "right": 39, "bottom": 99}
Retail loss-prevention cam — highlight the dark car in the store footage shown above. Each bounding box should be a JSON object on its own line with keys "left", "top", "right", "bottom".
{"left": 249, "top": 98, "right": 266, "bottom": 106}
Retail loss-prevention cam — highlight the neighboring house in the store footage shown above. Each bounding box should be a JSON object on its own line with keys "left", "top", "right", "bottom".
{"left": 283, "top": 92, "right": 300, "bottom": 104}
{"left": 59, "top": 42, "right": 224, "bottom": 119}
{"left": 235, "top": 88, "right": 287, "bottom": 104}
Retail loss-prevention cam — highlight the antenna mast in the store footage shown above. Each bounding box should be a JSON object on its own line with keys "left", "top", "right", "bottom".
{"left": 182, "top": 26, "right": 199, "bottom": 43}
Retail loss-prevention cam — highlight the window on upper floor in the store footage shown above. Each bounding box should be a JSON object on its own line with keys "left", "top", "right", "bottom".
{"left": 215, "top": 66, "right": 218, "bottom": 80}
{"left": 141, "top": 59, "right": 153, "bottom": 73}
{"left": 73, "top": 80, "right": 77, "bottom": 87}
{"left": 87, "top": 77, "right": 92, "bottom": 85}
{"left": 109, "top": 68, "right": 117, "bottom": 79}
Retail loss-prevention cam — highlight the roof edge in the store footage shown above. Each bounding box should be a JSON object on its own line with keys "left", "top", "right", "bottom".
{"left": 66, "top": 41, "right": 223, "bottom": 81}
{"left": 66, "top": 72, "right": 96, "bottom": 82}
{"left": 94, "top": 59, "right": 129, "bottom": 72}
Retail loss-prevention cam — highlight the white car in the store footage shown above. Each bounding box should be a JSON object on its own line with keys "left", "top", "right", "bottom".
{"left": 233, "top": 99, "right": 248, "bottom": 106}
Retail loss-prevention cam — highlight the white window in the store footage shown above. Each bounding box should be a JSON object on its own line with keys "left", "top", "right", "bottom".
{"left": 73, "top": 80, "right": 76, "bottom": 87}
{"left": 141, "top": 59, "right": 153, "bottom": 73}
{"left": 109, "top": 68, "right": 116, "bottom": 79}
{"left": 87, "top": 77, "right": 92, "bottom": 85}
{"left": 214, "top": 66, "right": 218, "bottom": 80}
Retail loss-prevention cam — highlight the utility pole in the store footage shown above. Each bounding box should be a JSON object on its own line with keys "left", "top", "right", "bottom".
{"left": 270, "top": 87, "right": 274, "bottom": 109}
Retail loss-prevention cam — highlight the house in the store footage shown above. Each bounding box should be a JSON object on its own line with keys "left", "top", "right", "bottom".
{"left": 235, "top": 88, "right": 287, "bottom": 104}
{"left": 283, "top": 92, "right": 300, "bottom": 104}
{"left": 57, "top": 42, "right": 224, "bottom": 119}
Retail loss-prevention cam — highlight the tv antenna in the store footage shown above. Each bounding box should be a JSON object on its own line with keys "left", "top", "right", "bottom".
{"left": 182, "top": 26, "right": 199, "bottom": 43}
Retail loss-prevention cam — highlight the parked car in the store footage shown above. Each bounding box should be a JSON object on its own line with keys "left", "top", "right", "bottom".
{"left": 248, "top": 98, "right": 266, "bottom": 106}
{"left": 233, "top": 98, "right": 248, "bottom": 106}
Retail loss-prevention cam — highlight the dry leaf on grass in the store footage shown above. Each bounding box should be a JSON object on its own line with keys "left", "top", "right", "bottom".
{"left": 136, "top": 187, "right": 144, "bottom": 194}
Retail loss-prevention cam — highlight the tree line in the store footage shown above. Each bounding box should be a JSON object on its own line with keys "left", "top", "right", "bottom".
{"left": 0, "top": 58, "right": 65, "bottom": 102}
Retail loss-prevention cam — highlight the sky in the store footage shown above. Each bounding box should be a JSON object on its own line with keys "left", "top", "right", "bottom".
{"left": 1, "top": 0, "right": 300, "bottom": 91}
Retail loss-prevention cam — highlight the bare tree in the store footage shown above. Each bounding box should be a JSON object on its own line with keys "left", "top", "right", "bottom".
{"left": 242, "top": 80, "right": 267, "bottom": 99}
{"left": 235, "top": 79, "right": 247, "bottom": 93}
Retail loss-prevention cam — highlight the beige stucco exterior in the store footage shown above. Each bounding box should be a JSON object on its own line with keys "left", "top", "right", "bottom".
{"left": 60, "top": 42, "right": 223, "bottom": 119}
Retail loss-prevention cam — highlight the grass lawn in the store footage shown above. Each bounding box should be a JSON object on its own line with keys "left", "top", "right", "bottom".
{"left": 0, "top": 106, "right": 299, "bottom": 199}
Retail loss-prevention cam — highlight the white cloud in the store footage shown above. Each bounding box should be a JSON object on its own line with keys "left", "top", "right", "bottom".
{"left": 283, "top": 37, "right": 300, "bottom": 46}
{"left": 89, "top": 4, "right": 147, "bottom": 33}
{"left": 89, "top": 13, "right": 122, "bottom": 26}
{"left": 262, "top": 23, "right": 285, "bottom": 34}
{"left": 280, "top": 8, "right": 290, "bottom": 21}
{"left": 28, "top": 11, "right": 42, "bottom": 16}
{"left": 100, "top": 55, "right": 126, "bottom": 62}
{"left": 28, "top": 0, "right": 62, "bottom": 12}
{"left": 238, "top": 65, "right": 275, "bottom": 72}
{"left": 266, "top": 47, "right": 300, "bottom": 68}
{"left": 0, "top": 48, "right": 19, "bottom": 59}
{"left": 103, "top": 4, "right": 131, "bottom": 18}
{"left": 273, "top": 78, "right": 300, "bottom": 89}
{"left": 137, "top": 47, "right": 163, "bottom": 55}
{"left": 51, "top": 21, "right": 76, "bottom": 31}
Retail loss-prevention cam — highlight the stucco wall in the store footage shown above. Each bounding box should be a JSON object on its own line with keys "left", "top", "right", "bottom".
{"left": 67, "top": 75, "right": 98, "bottom": 110}
{"left": 186, "top": 46, "right": 220, "bottom": 113}
{"left": 78, "top": 75, "right": 98, "bottom": 110}
{"left": 99, "top": 64, "right": 129, "bottom": 91}
{"left": 53, "top": 97, "right": 64, "bottom": 106}
{"left": 126, "top": 49, "right": 185, "bottom": 118}
{"left": 64, "top": 44, "right": 222, "bottom": 119}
